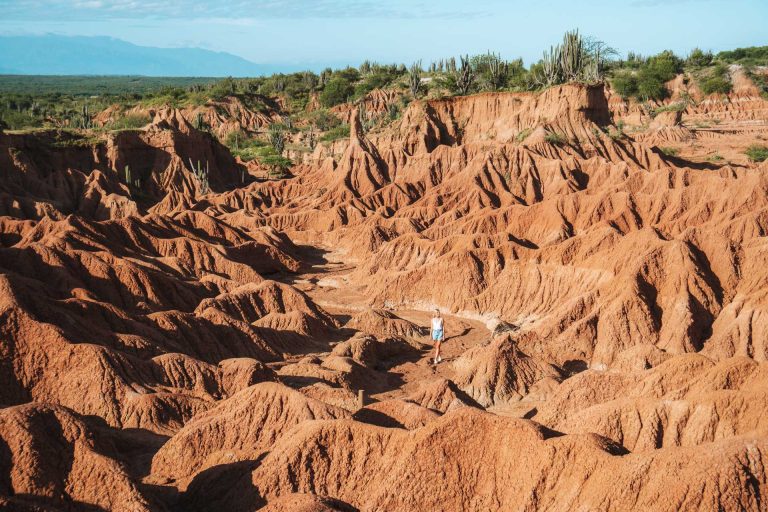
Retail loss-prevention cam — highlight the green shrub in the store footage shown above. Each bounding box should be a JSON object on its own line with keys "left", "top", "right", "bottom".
{"left": 209, "top": 77, "right": 237, "bottom": 100}
{"left": 106, "top": 113, "right": 151, "bottom": 131}
{"left": 716, "top": 46, "right": 768, "bottom": 66}
{"left": 319, "top": 77, "right": 354, "bottom": 107}
{"left": 699, "top": 65, "right": 732, "bottom": 95}
{"left": 544, "top": 131, "right": 566, "bottom": 145}
{"left": 635, "top": 50, "right": 682, "bottom": 100}
{"left": 745, "top": 144, "right": 768, "bottom": 162}
{"left": 747, "top": 69, "right": 768, "bottom": 98}
{"left": 636, "top": 73, "right": 668, "bottom": 101}
{"left": 653, "top": 102, "right": 687, "bottom": 115}
{"left": 700, "top": 75, "right": 732, "bottom": 95}
{"left": 611, "top": 71, "right": 639, "bottom": 98}
{"left": 515, "top": 128, "right": 532, "bottom": 142}
{"left": 0, "top": 109, "right": 43, "bottom": 130}
{"left": 660, "top": 146, "right": 679, "bottom": 157}
{"left": 307, "top": 109, "right": 342, "bottom": 131}
{"left": 319, "top": 123, "right": 350, "bottom": 142}
{"left": 685, "top": 48, "right": 713, "bottom": 68}
{"left": 260, "top": 154, "right": 293, "bottom": 177}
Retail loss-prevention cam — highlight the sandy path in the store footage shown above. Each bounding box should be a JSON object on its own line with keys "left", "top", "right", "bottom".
{"left": 279, "top": 245, "right": 492, "bottom": 402}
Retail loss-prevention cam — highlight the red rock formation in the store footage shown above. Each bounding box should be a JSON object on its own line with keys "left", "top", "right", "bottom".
{"left": 2, "top": 80, "right": 768, "bottom": 510}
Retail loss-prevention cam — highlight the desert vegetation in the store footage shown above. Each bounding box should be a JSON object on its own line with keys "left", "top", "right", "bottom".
{"left": 1, "top": 38, "right": 766, "bottom": 180}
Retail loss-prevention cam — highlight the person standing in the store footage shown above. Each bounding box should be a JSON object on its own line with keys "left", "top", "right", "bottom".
{"left": 431, "top": 309, "right": 445, "bottom": 365}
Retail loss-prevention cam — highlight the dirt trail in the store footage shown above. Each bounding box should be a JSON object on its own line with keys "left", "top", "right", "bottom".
{"left": 279, "top": 244, "right": 492, "bottom": 402}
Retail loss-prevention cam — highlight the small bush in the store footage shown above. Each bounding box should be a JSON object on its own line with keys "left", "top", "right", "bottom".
{"left": 611, "top": 71, "right": 639, "bottom": 98}
{"left": 107, "top": 113, "right": 151, "bottom": 131}
{"left": 319, "top": 123, "right": 350, "bottom": 142}
{"left": 544, "top": 131, "right": 566, "bottom": 145}
{"left": 660, "top": 146, "right": 679, "bottom": 157}
{"left": 685, "top": 48, "right": 713, "bottom": 68}
{"left": 717, "top": 45, "right": 768, "bottom": 66}
{"left": 747, "top": 69, "right": 768, "bottom": 98}
{"left": 307, "top": 109, "right": 341, "bottom": 131}
{"left": 607, "top": 122, "right": 624, "bottom": 140}
{"left": 745, "top": 144, "right": 768, "bottom": 162}
{"left": 653, "top": 102, "right": 687, "bottom": 115}
{"left": 515, "top": 128, "right": 532, "bottom": 142}
{"left": 637, "top": 72, "right": 668, "bottom": 101}
{"left": 699, "top": 64, "right": 732, "bottom": 95}
{"left": 319, "top": 77, "right": 354, "bottom": 108}
{"left": 708, "top": 153, "right": 725, "bottom": 162}
{"left": 632, "top": 50, "right": 682, "bottom": 100}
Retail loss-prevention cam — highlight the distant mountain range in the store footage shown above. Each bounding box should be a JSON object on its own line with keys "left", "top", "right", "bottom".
{"left": 0, "top": 34, "right": 290, "bottom": 77}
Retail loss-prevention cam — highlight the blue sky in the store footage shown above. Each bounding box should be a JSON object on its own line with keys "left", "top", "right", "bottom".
{"left": 0, "top": 0, "right": 766, "bottom": 69}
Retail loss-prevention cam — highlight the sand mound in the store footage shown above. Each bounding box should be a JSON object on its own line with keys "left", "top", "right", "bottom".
{"left": 207, "top": 409, "right": 767, "bottom": 512}
{"left": 452, "top": 334, "right": 563, "bottom": 407}
{"left": 151, "top": 382, "right": 350, "bottom": 484}
{"left": 345, "top": 308, "right": 427, "bottom": 339}
{"left": 0, "top": 403, "right": 156, "bottom": 511}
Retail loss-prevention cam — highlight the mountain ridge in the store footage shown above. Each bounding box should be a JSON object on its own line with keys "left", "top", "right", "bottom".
{"left": 0, "top": 34, "right": 289, "bottom": 77}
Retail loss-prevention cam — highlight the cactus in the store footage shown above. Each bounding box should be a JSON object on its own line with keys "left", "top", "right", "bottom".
{"left": 486, "top": 52, "right": 508, "bottom": 91}
{"left": 454, "top": 55, "right": 475, "bottom": 95}
{"left": 408, "top": 61, "right": 422, "bottom": 98}
{"left": 193, "top": 112, "right": 205, "bottom": 131}
{"left": 269, "top": 125, "right": 286, "bottom": 155}
{"left": 540, "top": 46, "right": 562, "bottom": 86}
{"left": 79, "top": 103, "right": 92, "bottom": 129}
{"left": 188, "top": 158, "right": 210, "bottom": 194}
{"left": 124, "top": 165, "right": 132, "bottom": 185}
{"left": 560, "top": 29, "right": 585, "bottom": 82}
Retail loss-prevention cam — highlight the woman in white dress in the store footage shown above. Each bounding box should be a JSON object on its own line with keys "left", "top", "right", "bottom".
{"left": 431, "top": 309, "right": 445, "bottom": 365}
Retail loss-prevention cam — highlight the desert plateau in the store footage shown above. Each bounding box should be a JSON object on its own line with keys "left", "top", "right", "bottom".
{"left": 1, "top": 8, "right": 768, "bottom": 511}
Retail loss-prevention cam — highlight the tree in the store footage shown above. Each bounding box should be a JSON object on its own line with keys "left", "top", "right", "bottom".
{"left": 584, "top": 37, "right": 619, "bottom": 81}
{"left": 319, "top": 77, "right": 353, "bottom": 107}
{"left": 686, "top": 48, "right": 714, "bottom": 68}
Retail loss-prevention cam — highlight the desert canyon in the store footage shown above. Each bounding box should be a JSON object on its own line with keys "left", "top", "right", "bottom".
{"left": 1, "top": 65, "right": 768, "bottom": 512}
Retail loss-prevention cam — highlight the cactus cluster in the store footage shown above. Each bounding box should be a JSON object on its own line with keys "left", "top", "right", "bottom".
{"left": 79, "top": 103, "right": 92, "bottom": 129}
{"left": 485, "top": 52, "right": 509, "bottom": 91}
{"left": 408, "top": 61, "right": 423, "bottom": 98}
{"left": 123, "top": 165, "right": 142, "bottom": 189}
{"left": 188, "top": 158, "right": 210, "bottom": 194}
{"left": 454, "top": 55, "right": 475, "bottom": 96}
{"left": 269, "top": 125, "right": 286, "bottom": 155}
{"left": 533, "top": 30, "right": 614, "bottom": 86}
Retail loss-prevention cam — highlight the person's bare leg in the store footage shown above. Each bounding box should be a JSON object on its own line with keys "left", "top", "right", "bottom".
{"left": 434, "top": 340, "right": 442, "bottom": 363}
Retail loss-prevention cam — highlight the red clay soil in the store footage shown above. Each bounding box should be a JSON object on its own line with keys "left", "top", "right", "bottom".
{"left": 2, "top": 78, "right": 768, "bottom": 511}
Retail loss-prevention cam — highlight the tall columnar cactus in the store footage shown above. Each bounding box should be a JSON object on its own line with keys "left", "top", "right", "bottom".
{"left": 193, "top": 112, "right": 205, "bottom": 131}
{"left": 541, "top": 46, "right": 562, "bottom": 86}
{"left": 560, "top": 29, "right": 585, "bottom": 82}
{"left": 79, "top": 103, "right": 92, "bottom": 129}
{"left": 486, "top": 52, "right": 509, "bottom": 91}
{"left": 409, "top": 61, "right": 422, "bottom": 98}
{"left": 188, "top": 158, "right": 210, "bottom": 194}
{"left": 269, "top": 125, "right": 286, "bottom": 155}
{"left": 124, "top": 165, "right": 132, "bottom": 185}
{"left": 455, "top": 55, "right": 475, "bottom": 96}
